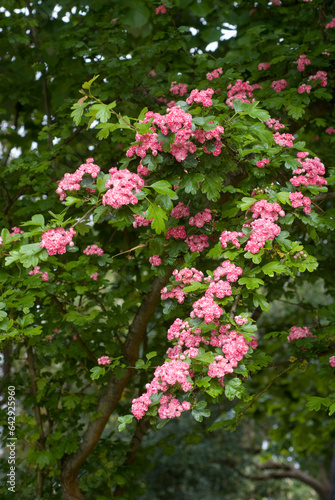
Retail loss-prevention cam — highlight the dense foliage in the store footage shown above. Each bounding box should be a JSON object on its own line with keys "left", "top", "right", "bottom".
{"left": 0, "top": 1, "right": 335, "bottom": 499}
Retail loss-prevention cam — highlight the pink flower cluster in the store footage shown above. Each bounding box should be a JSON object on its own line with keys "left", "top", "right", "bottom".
{"left": 161, "top": 286, "right": 187, "bottom": 304}
{"left": 155, "top": 4, "right": 167, "bottom": 14}
{"left": 161, "top": 267, "right": 204, "bottom": 304}
{"left": 208, "top": 329, "right": 250, "bottom": 379}
{"left": 325, "top": 127, "right": 335, "bottom": 134}
{"left": 234, "top": 315, "right": 249, "bottom": 326}
{"left": 10, "top": 226, "right": 24, "bottom": 236}
{"left": 98, "top": 356, "right": 111, "bottom": 365}
{"left": 273, "top": 132, "right": 295, "bottom": 147}
{"left": 258, "top": 62, "right": 271, "bottom": 71}
{"left": 330, "top": 356, "right": 335, "bottom": 368}
{"left": 226, "top": 80, "right": 262, "bottom": 109}
{"left": 166, "top": 225, "right": 187, "bottom": 240}
{"left": 173, "top": 267, "right": 204, "bottom": 284}
{"left": 205, "top": 280, "right": 232, "bottom": 300}
{"left": 308, "top": 71, "right": 327, "bottom": 87}
{"left": 256, "top": 158, "right": 269, "bottom": 168}
{"left": 296, "top": 54, "right": 311, "bottom": 72}
{"left": 126, "top": 131, "right": 163, "bottom": 159}
{"left": 40, "top": 227, "right": 76, "bottom": 256}
{"left": 137, "top": 162, "right": 150, "bottom": 176}
{"left": 131, "top": 359, "right": 192, "bottom": 419}
{"left": 189, "top": 209, "right": 212, "bottom": 227}
{"left": 90, "top": 273, "right": 98, "bottom": 280}
{"left": 190, "top": 296, "right": 223, "bottom": 324}
{"left": 186, "top": 88, "right": 214, "bottom": 107}
{"left": 265, "top": 118, "right": 285, "bottom": 130}
{"left": 128, "top": 104, "right": 224, "bottom": 163}
{"left": 56, "top": 158, "right": 100, "bottom": 201}
{"left": 29, "top": 266, "right": 49, "bottom": 281}
{"left": 149, "top": 255, "right": 162, "bottom": 266}
{"left": 206, "top": 67, "right": 223, "bottom": 80}
{"left": 171, "top": 201, "right": 190, "bottom": 219}
{"left": 290, "top": 152, "right": 327, "bottom": 187}
{"left": 289, "top": 192, "right": 311, "bottom": 214}
{"left": 249, "top": 200, "right": 285, "bottom": 221}
{"left": 83, "top": 245, "right": 104, "bottom": 256}
{"left": 219, "top": 230, "right": 244, "bottom": 249}
{"left": 102, "top": 168, "right": 144, "bottom": 209}
{"left": 298, "top": 84, "right": 312, "bottom": 94}
{"left": 133, "top": 214, "right": 153, "bottom": 228}
{"left": 287, "top": 326, "right": 316, "bottom": 342}
{"left": 213, "top": 260, "right": 243, "bottom": 282}
{"left": 244, "top": 200, "right": 284, "bottom": 254}
{"left": 185, "top": 234, "right": 209, "bottom": 253}
{"left": 325, "top": 18, "right": 335, "bottom": 29}
{"left": 170, "top": 81, "right": 188, "bottom": 96}
{"left": 270, "top": 79, "right": 288, "bottom": 93}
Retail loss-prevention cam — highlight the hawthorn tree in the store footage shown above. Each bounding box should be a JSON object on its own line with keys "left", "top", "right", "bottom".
{"left": 0, "top": 1, "right": 335, "bottom": 499}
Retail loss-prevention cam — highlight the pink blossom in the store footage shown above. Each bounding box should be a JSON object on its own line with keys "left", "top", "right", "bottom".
{"left": 185, "top": 234, "right": 209, "bottom": 253}
{"left": 83, "top": 245, "right": 104, "bottom": 256}
{"left": 98, "top": 356, "right": 111, "bottom": 365}
{"left": 265, "top": 118, "right": 285, "bottom": 130}
{"left": 325, "top": 127, "right": 335, "bottom": 134}
{"left": 186, "top": 88, "right": 214, "bottom": 107}
{"left": 226, "top": 80, "right": 262, "bottom": 109}
{"left": 190, "top": 296, "right": 223, "bottom": 324}
{"left": 40, "top": 227, "right": 76, "bottom": 256}
{"left": 271, "top": 79, "right": 288, "bottom": 93}
{"left": 189, "top": 209, "right": 212, "bottom": 228}
{"left": 155, "top": 4, "right": 167, "bottom": 14}
{"left": 219, "top": 231, "right": 244, "bottom": 249}
{"left": 289, "top": 192, "right": 311, "bottom": 214}
{"left": 206, "top": 67, "right": 223, "bottom": 80}
{"left": 298, "top": 84, "right": 312, "bottom": 94}
{"left": 256, "top": 158, "right": 270, "bottom": 168}
{"left": 287, "top": 326, "right": 316, "bottom": 342}
{"left": 166, "top": 226, "right": 187, "bottom": 240}
{"left": 290, "top": 154, "right": 327, "bottom": 187}
{"left": 149, "top": 255, "right": 162, "bottom": 266}
{"left": 329, "top": 356, "right": 335, "bottom": 368}
{"left": 90, "top": 273, "right": 98, "bottom": 280}
{"left": 132, "top": 214, "right": 153, "bottom": 228}
{"left": 41, "top": 272, "right": 49, "bottom": 281}
{"left": 10, "top": 226, "right": 24, "bottom": 236}
{"left": 295, "top": 54, "right": 311, "bottom": 72}
{"left": 102, "top": 168, "right": 144, "bottom": 209}
{"left": 325, "top": 18, "right": 335, "bottom": 29}
{"left": 170, "top": 81, "right": 188, "bottom": 96}
{"left": 258, "top": 62, "right": 271, "bottom": 71}
{"left": 308, "top": 71, "right": 327, "bottom": 87}
{"left": 171, "top": 201, "right": 190, "bottom": 219}
{"left": 273, "top": 132, "right": 294, "bottom": 147}
{"left": 56, "top": 158, "right": 100, "bottom": 201}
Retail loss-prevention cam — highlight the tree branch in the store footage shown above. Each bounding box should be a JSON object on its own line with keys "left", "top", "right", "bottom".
{"left": 60, "top": 271, "right": 172, "bottom": 500}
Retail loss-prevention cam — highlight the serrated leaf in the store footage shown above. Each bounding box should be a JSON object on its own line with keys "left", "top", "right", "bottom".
{"left": 150, "top": 180, "right": 178, "bottom": 199}
{"left": 147, "top": 204, "right": 168, "bottom": 234}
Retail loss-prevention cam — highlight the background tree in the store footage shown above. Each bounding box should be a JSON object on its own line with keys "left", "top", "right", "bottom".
{"left": 0, "top": 1, "right": 335, "bottom": 499}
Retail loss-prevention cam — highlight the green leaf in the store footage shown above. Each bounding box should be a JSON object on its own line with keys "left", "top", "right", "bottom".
{"left": 225, "top": 378, "right": 243, "bottom": 401}
{"left": 147, "top": 204, "right": 168, "bottom": 234}
{"left": 239, "top": 197, "right": 255, "bottom": 210}
{"left": 118, "top": 414, "right": 134, "bottom": 432}
{"left": 233, "top": 100, "right": 270, "bottom": 122}
{"left": 253, "top": 293, "right": 269, "bottom": 311}
{"left": 71, "top": 102, "right": 86, "bottom": 126}
{"left": 238, "top": 277, "right": 264, "bottom": 290}
{"left": 90, "top": 366, "right": 106, "bottom": 380}
{"left": 277, "top": 191, "right": 291, "bottom": 205}
{"left": 82, "top": 74, "right": 100, "bottom": 90}
{"left": 261, "top": 262, "right": 287, "bottom": 276}
{"left": 150, "top": 180, "right": 178, "bottom": 199}
{"left": 201, "top": 174, "right": 222, "bottom": 201}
